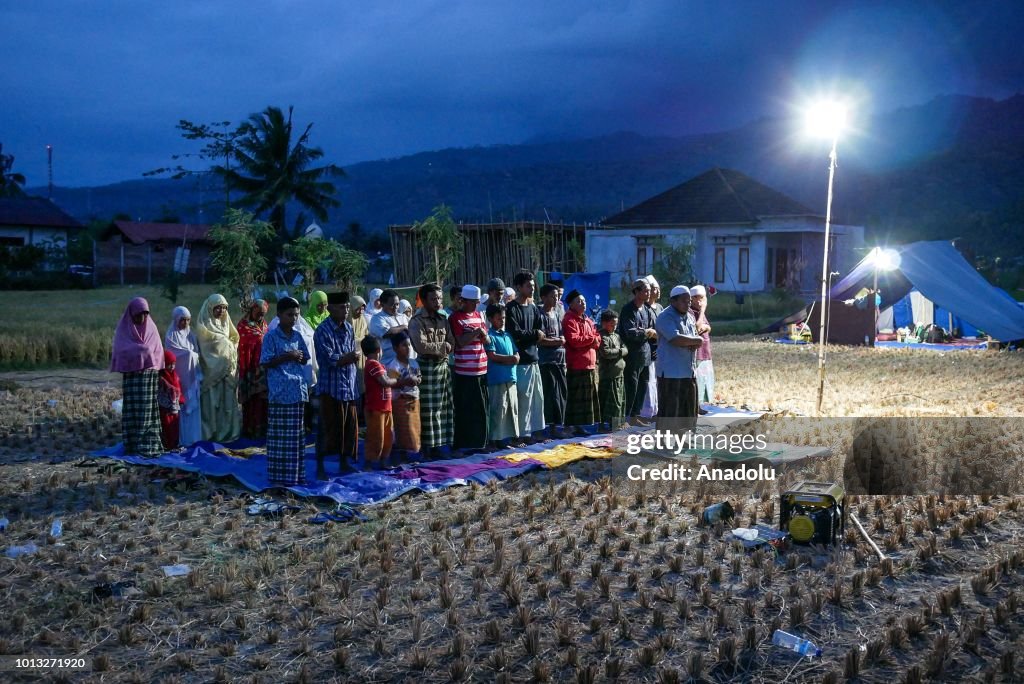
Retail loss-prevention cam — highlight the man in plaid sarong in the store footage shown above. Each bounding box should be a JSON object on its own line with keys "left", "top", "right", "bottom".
{"left": 260, "top": 298, "right": 312, "bottom": 486}
{"left": 409, "top": 283, "right": 455, "bottom": 458}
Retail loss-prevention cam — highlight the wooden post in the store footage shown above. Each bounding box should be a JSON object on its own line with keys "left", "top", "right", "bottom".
{"left": 146, "top": 244, "right": 152, "bottom": 285}
{"left": 119, "top": 240, "right": 124, "bottom": 285}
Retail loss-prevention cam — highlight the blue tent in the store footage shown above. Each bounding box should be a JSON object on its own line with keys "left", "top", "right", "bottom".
{"left": 889, "top": 286, "right": 1022, "bottom": 338}
{"left": 835, "top": 242, "right": 1024, "bottom": 341}
{"left": 768, "top": 241, "right": 1024, "bottom": 341}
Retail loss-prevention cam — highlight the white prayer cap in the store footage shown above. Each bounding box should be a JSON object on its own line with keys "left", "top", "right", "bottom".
{"left": 669, "top": 285, "right": 690, "bottom": 298}
{"left": 690, "top": 285, "right": 707, "bottom": 297}
{"left": 645, "top": 275, "right": 660, "bottom": 289}
{"left": 461, "top": 284, "right": 482, "bottom": 300}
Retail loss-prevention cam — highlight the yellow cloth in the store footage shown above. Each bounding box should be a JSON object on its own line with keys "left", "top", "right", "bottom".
{"left": 502, "top": 444, "right": 615, "bottom": 468}
{"left": 196, "top": 294, "right": 240, "bottom": 384}
{"left": 196, "top": 293, "right": 241, "bottom": 443}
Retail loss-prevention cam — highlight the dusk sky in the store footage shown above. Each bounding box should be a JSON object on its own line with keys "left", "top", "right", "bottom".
{"left": 3, "top": 1, "right": 1023, "bottom": 187}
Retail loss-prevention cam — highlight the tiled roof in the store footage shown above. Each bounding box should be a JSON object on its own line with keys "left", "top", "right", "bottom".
{"left": 112, "top": 220, "right": 213, "bottom": 245}
{"left": 601, "top": 167, "right": 816, "bottom": 227}
{"left": 0, "top": 197, "right": 83, "bottom": 229}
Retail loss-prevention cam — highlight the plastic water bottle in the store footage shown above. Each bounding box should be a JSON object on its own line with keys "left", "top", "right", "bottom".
{"left": 50, "top": 519, "right": 63, "bottom": 538}
{"left": 772, "top": 630, "right": 821, "bottom": 657}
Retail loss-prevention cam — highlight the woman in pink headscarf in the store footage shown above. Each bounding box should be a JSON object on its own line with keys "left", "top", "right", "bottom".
{"left": 111, "top": 297, "right": 166, "bottom": 456}
{"left": 237, "top": 299, "right": 270, "bottom": 438}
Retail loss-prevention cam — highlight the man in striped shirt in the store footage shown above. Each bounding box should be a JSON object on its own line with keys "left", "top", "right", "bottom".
{"left": 449, "top": 284, "right": 490, "bottom": 451}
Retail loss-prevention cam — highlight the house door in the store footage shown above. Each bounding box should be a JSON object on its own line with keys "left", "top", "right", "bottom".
{"left": 774, "top": 249, "right": 788, "bottom": 287}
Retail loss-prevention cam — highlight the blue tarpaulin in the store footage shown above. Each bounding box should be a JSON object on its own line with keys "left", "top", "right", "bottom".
{"left": 562, "top": 271, "right": 612, "bottom": 313}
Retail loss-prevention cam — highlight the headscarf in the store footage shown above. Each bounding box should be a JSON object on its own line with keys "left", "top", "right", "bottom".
{"left": 368, "top": 288, "right": 384, "bottom": 315}
{"left": 158, "top": 349, "right": 182, "bottom": 402}
{"left": 110, "top": 297, "right": 165, "bottom": 373}
{"left": 239, "top": 299, "right": 269, "bottom": 336}
{"left": 196, "top": 293, "right": 240, "bottom": 384}
{"left": 350, "top": 296, "right": 369, "bottom": 341}
{"left": 164, "top": 306, "right": 202, "bottom": 401}
{"left": 306, "top": 291, "right": 329, "bottom": 328}
{"left": 399, "top": 299, "right": 413, "bottom": 316}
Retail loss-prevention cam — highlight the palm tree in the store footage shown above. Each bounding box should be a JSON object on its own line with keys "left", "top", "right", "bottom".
{"left": 215, "top": 106, "right": 344, "bottom": 243}
{"left": 0, "top": 143, "right": 27, "bottom": 197}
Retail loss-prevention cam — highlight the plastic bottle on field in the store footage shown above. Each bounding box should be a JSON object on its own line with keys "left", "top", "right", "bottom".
{"left": 772, "top": 629, "right": 821, "bottom": 657}
{"left": 50, "top": 519, "right": 63, "bottom": 538}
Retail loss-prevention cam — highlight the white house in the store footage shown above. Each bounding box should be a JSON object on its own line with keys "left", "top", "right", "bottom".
{"left": 0, "top": 197, "right": 83, "bottom": 264}
{"left": 586, "top": 168, "right": 864, "bottom": 293}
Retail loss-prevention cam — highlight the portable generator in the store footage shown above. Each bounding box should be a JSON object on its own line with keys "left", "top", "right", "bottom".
{"left": 780, "top": 482, "right": 845, "bottom": 545}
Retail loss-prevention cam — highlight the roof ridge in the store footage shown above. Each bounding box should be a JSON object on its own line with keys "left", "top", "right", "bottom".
{"left": 714, "top": 167, "right": 756, "bottom": 222}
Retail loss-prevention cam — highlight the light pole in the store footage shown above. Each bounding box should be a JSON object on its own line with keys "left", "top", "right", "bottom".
{"left": 808, "top": 102, "right": 846, "bottom": 417}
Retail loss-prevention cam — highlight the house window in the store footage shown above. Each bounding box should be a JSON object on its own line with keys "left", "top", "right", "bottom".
{"left": 738, "top": 248, "right": 749, "bottom": 284}
{"left": 714, "top": 247, "right": 725, "bottom": 284}
{"left": 0, "top": 237, "right": 25, "bottom": 247}
{"left": 636, "top": 244, "right": 647, "bottom": 276}
{"left": 636, "top": 236, "right": 658, "bottom": 277}
{"left": 766, "top": 248, "right": 774, "bottom": 285}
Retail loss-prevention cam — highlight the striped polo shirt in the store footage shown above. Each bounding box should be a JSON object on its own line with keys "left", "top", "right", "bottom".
{"left": 449, "top": 310, "right": 488, "bottom": 376}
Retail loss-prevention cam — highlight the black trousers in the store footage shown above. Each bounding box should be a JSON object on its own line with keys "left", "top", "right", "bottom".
{"left": 623, "top": 363, "right": 650, "bottom": 419}
{"left": 453, "top": 373, "right": 489, "bottom": 449}
{"left": 655, "top": 376, "right": 697, "bottom": 434}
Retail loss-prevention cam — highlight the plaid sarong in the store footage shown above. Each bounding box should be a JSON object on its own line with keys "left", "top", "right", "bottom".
{"left": 419, "top": 358, "right": 453, "bottom": 448}
{"left": 565, "top": 368, "right": 600, "bottom": 426}
{"left": 599, "top": 374, "right": 625, "bottom": 426}
{"left": 267, "top": 402, "right": 306, "bottom": 485}
{"left": 122, "top": 370, "right": 165, "bottom": 457}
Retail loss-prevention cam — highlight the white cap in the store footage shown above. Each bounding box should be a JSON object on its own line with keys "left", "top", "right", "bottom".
{"left": 646, "top": 275, "right": 659, "bottom": 289}
{"left": 504, "top": 287, "right": 515, "bottom": 297}
{"left": 461, "top": 284, "right": 482, "bottom": 300}
{"left": 670, "top": 285, "right": 691, "bottom": 298}
{"left": 690, "top": 285, "right": 706, "bottom": 297}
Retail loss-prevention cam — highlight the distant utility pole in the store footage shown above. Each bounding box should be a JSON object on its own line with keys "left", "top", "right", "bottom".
{"left": 46, "top": 145, "right": 53, "bottom": 199}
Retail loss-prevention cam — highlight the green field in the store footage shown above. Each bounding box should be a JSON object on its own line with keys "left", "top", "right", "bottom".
{"left": 1, "top": 284, "right": 803, "bottom": 369}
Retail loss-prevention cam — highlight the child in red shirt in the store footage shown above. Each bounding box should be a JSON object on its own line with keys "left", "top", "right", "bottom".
{"left": 157, "top": 349, "right": 185, "bottom": 450}
{"left": 362, "top": 335, "right": 414, "bottom": 468}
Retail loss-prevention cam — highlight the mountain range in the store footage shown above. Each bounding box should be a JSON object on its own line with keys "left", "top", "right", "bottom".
{"left": 30, "top": 93, "right": 1024, "bottom": 259}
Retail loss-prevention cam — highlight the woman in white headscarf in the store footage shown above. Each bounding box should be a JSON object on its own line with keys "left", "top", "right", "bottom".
{"left": 164, "top": 306, "right": 204, "bottom": 446}
{"left": 196, "top": 293, "right": 241, "bottom": 442}
{"left": 640, "top": 275, "right": 663, "bottom": 420}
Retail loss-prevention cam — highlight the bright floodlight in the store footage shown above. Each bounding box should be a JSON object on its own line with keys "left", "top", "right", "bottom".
{"left": 805, "top": 100, "right": 847, "bottom": 140}
{"left": 869, "top": 247, "right": 901, "bottom": 271}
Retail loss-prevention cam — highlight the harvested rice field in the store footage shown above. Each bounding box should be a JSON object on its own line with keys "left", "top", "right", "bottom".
{"left": 1, "top": 339, "right": 1023, "bottom": 683}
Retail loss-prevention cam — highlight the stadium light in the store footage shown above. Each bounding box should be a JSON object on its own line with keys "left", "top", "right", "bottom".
{"left": 809, "top": 99, "right": 847, "bottom": 417}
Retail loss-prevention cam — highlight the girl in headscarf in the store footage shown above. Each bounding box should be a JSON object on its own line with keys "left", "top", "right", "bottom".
{"left": 164, "top": 306, "right": 203, "bottom": 446}
{"left": 237, "top": 299, "right": 270, "bottom": 438}
{"left": 111, "top": 297, "right": 165, "bottom": 456}
{"left": 350, "top": 295, "right": 369, "bottom": 398}
{"left": 306, "top": 290, "right": 330, "bottom": 329}
{"left": 196, "top": 293, "right": 242, "bottom": 442}
{"left": 158, "top": 349, "right": 184, "bottom": 449}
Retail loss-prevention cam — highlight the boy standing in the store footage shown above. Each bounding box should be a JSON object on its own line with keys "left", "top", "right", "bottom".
{"left": 387, "top": 331, "right": 422, "bottom": 462}
{"left": 597, "top": 310, "right": 628, "bottom": 432}
{"left": 313, "top": 291, "right": 361, "bottom": 479}
{"left": 362, "top": 336, "right": 410, "bottom": 468}
{"left": 260, "top": 297, "right": 311, "bottom": 486}
{"left": 484, "top": 303, "right": 520, "bottom": 449}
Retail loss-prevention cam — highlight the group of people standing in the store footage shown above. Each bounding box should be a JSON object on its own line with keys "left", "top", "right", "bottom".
{"left": 110, "top": 270, "right": 715, "bottom": 487}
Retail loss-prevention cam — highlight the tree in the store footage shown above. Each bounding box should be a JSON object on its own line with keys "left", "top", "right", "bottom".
{"left": 327, "top": 243, "right": 369, "bottom": 293}
{"left": 285, "top": 236, "right": 337, "bottom": 299}
{"left": 0, "top": 143, "right": 26, "bottom": 197}
{"left": 144, "top": 120, "right": 245, "bottom": 208}
{"left": 651, "top": 237, "right": 695, "bottom": 289}
{"left": 209, "top": 209, "right": 275, "bottom": 309}
{"left": 215, "top": 106, "right": 344, "bottom": 245}
{"left": 516, "top": 232, "right": 552, "bottom": 273}
{"left": 566, "top": 238, "right": 585, "bottom": 272}
{"left": 414, "top": 204, "right": 464, "bottom": 286}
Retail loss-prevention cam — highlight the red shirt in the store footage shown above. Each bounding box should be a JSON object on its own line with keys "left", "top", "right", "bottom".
{"left": 449, "top": 310, "right": 488, "bottom": 376}
{"left": 364, "top": 359, "right": 392, "bottom": 412}
{"left": 563, "top": 310, "right": 601, "bottom": 371}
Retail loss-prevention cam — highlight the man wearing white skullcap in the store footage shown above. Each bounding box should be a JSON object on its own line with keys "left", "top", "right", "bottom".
{"left": 689, "top": 285, "right": 713, "bottom": 415}
{"left": 654, "top": 286, "right": 703, "bottom": 430}
{"left": 641, "top": 276, "right": 663, "bottom": 420}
